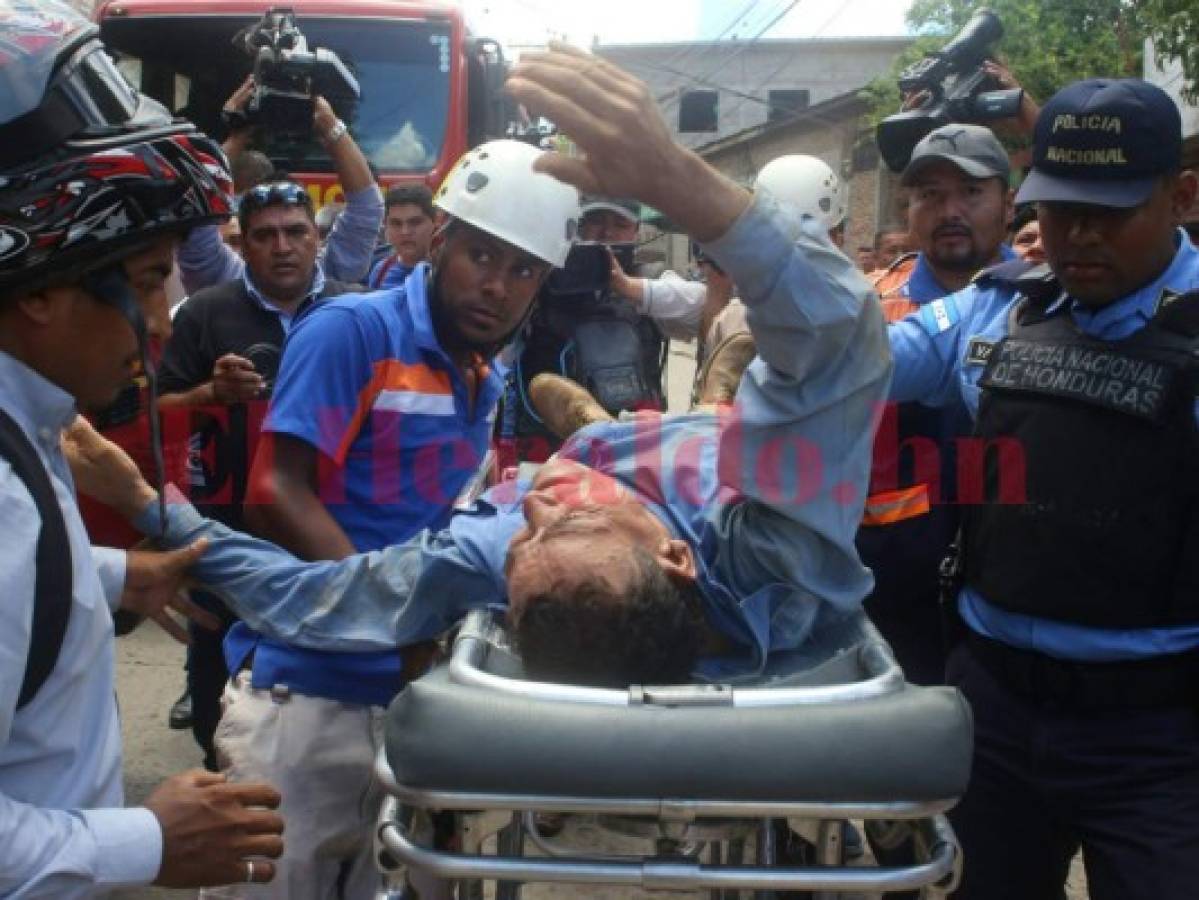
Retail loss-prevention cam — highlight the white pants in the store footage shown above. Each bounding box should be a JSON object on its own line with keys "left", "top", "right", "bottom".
{"left": 198, "top": 673, "right": 386, "bottom": 900}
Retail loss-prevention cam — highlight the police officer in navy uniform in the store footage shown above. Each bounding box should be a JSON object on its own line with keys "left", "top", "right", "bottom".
{"left": 889, "top": 78, "right": 1199, "bottom": 899}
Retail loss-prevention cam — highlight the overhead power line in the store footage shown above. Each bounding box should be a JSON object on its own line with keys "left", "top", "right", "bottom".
{"left": 653, "top": 0, "right": 804, "bottom": 114}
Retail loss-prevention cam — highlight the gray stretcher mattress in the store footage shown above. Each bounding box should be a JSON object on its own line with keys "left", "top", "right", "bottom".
{"left": 385, "top": 664, "right": 973, "bottom": 803}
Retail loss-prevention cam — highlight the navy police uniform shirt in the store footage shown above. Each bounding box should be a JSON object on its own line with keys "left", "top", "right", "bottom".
{"left": 888, "top": 229, "right": 1199, "bottom": 662}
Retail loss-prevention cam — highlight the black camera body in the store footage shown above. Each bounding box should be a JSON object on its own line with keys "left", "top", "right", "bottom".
{"left": 543, "top": 241, "right": 634, "bottom": 300}
{"left": 235, "top": 7, "right": 359, "bottom": 135}
{"left": 877, "top": 8, "right": 1023, "bottom": 172}
{"left": 519, "top": 241, "right": 666, "bottom": 420}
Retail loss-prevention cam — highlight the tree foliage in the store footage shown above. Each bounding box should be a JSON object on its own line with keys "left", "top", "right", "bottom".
{"left": 1138, "top": 0, "right": 1199, "bottom": 103}
{"left": 863, "top": 0, "right": 1199, "bottom": 129}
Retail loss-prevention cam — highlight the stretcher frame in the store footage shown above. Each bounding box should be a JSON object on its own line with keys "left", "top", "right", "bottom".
{"left": 373, "top": 610, "right": 965, "bottom": 898}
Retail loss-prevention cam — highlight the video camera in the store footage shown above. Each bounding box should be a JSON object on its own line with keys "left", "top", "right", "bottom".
{"left": 533, "top": 241, "right": 663, "bottom": 416}
{"left": 233, "top": 7, "right": 359, "bottom": 135}
{"left": 876, "top": 8, "right": 1023, "bottom": 172}
{"left": 544, "top": 241, "right": 634, "bottom": 301}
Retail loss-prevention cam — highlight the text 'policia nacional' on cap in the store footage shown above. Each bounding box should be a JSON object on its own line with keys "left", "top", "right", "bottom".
{"left": 1015, "top": 78, "right": 1182, "bottom": 209}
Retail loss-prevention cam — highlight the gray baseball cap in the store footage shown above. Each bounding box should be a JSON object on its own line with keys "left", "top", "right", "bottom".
{"left": 580, "top": 196, "right": 641, "bottom": 223}
{"left": 901, "top": 124, "right": 1011, "bottom": 185}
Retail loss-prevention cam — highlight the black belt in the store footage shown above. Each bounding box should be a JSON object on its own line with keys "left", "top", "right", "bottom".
{"left": 964, "top": 632, "right": 1199, "bottom": 711}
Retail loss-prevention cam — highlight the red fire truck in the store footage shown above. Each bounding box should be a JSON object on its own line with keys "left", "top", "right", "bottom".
{"left": 96, "top": 0, "right": 512, "bottom": 202}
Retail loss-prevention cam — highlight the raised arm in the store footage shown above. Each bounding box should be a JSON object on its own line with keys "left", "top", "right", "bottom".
{"left": 705, "top": 192, "right": 890, "bottom": 615}
{"left": 176, "top": 223, "right": 243, "bottom": 297}
{"left": 507, "top": 45, "right": 892, "bottom": 618}
{"left": 507, "top": 44, "right": 749, "bottom": 244}
{"left": 887, "top": 290, "right": 975, "bottom": 406}
{"left": 314, "top": 96, "right": 384, "bottom": 283}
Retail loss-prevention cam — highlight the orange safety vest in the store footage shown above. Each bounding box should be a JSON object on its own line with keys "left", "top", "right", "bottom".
{"left": 870, "top": 253, "right": 921, "bottom": 324}
{"left": 863, "top": 253, "right": 934, "bottom": 527}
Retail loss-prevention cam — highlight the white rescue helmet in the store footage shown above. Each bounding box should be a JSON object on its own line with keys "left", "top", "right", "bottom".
{"left": 753, "top": 155, "right": 847, "bottom": 232}
{"left": 434, "top": 140, "right": 580, "bottom": 267}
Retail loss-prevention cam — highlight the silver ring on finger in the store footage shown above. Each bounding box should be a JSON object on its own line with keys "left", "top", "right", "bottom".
{"left": 245, "top": 860, "right": 255, "bottom": 883}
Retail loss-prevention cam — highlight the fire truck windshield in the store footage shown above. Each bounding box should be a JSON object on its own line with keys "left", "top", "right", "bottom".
{"left": 103, "top": 14, "right": 453, "bottom": 177}
{"left": 271, "top": 18, "right": 452, "bottom": 173}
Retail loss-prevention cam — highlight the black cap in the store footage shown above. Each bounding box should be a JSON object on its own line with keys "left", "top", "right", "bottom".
{"left": 1015, "top": 78, "right": 1182, "bottom": 208}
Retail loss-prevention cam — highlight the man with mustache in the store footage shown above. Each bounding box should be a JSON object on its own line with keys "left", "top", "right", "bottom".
{"left": 888, "top": 78, "right": 1199, "bottom": 899}
{"left": 860, "top": 124, "right": 1016, "bottom": 688}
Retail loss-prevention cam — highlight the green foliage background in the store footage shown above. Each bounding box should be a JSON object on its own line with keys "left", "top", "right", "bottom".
{"left": 864, "top": 0, "right": 1199, "bottom": 129}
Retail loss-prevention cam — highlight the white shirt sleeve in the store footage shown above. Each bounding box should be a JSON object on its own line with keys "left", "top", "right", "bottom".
{"left": 640, "top": 271, "right": 707, "bottom": 341}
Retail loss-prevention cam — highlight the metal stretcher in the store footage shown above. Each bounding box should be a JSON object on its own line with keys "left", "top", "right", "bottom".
{"left": 372, "top": 605, "right": 973, "bottom": 898}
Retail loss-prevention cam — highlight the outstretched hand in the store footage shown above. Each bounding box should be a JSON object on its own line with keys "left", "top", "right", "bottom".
{"left": 607, "top": 247, "right": 644, "bottom": 303}
{"left": 982, "top": 58, "right": 1040, "bottom": 134}
{"left": 212, "top": 353, "right": 266, "bottom": 404}
{"left": 147, "top": 769, "right": 284, "bottom": 888}
{"left": 223, "top": 75, "right": 255, "bottom": 118}
{"left": 506, "top": 42, "right": 749, "bottom": 243}
{"left": 62, "top": 416, "right": 157, "bottom": 521}
{"left": 122, "top": 542, "right": 219, "bottom": 643}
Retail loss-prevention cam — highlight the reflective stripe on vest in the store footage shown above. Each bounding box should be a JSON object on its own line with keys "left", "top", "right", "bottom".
{"left": 862, "top": 484, "right": 931, "bottom": 527}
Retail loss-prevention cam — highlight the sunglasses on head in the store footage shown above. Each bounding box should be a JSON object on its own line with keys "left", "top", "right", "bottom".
{"left": 240, "top": 181, "right": 313, "bottom": 213}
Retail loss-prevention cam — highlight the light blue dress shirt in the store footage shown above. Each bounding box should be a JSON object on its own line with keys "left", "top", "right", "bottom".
{"left": 134, "top": 194, "right": 892, "bottom": 681}
{"left": 0, "top": 352, "right": 162, "bottom": 897}
{"left": 888, "top": 230, "right": 1199, "bottom": 661}
{"left": 240, "top": 263, "right": 327, "bottom": 336}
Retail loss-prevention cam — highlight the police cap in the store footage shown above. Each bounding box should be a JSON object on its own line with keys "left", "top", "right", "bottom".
{"left": 1015, "top": 79, "right": 1182, "bottom": 209}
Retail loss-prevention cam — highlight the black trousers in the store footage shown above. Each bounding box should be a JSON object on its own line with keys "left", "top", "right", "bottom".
{"left": 185, "top": 589, "right": 237, "bottom": 770}
{"left": 946, "top": 641, "right": 1199, "bottom": 900}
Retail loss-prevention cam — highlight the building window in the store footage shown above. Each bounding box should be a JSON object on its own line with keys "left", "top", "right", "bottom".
{"left": 678, "top": 89, "right": 718, "bottom": 133}
{"left": 767, "top": 89, "right": 810, "bottom": 124}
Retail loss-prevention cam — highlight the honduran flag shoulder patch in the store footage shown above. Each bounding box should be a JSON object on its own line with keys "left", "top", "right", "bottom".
{"left": 918, "top": 296, "right": 962, "bottom": 335}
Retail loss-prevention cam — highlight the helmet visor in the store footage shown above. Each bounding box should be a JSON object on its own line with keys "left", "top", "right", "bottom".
{"left": 0, "top": 0, "right": 92, "bottom": 124}
{"left": 1, "top": 22, "right": 164, "bottom": 169}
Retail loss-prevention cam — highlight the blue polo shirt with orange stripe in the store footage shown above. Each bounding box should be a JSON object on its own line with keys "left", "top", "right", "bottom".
{"left": 264, "top": 264, "right": 503, "bottom": 551}
{"left": 226, "top": 265, "right": 503, "bottom": 705}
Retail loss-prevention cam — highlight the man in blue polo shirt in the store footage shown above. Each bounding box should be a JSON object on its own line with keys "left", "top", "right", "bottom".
{"left": 216, "top": 140, "right": 580, "bottom": 900}
{"left": 367, "top": 185, "right": 436, "bottom": 290}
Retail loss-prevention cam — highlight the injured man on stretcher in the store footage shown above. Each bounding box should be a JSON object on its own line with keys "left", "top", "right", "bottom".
{"left": 66, "top": 47, "right": 891, "bottom": 689}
